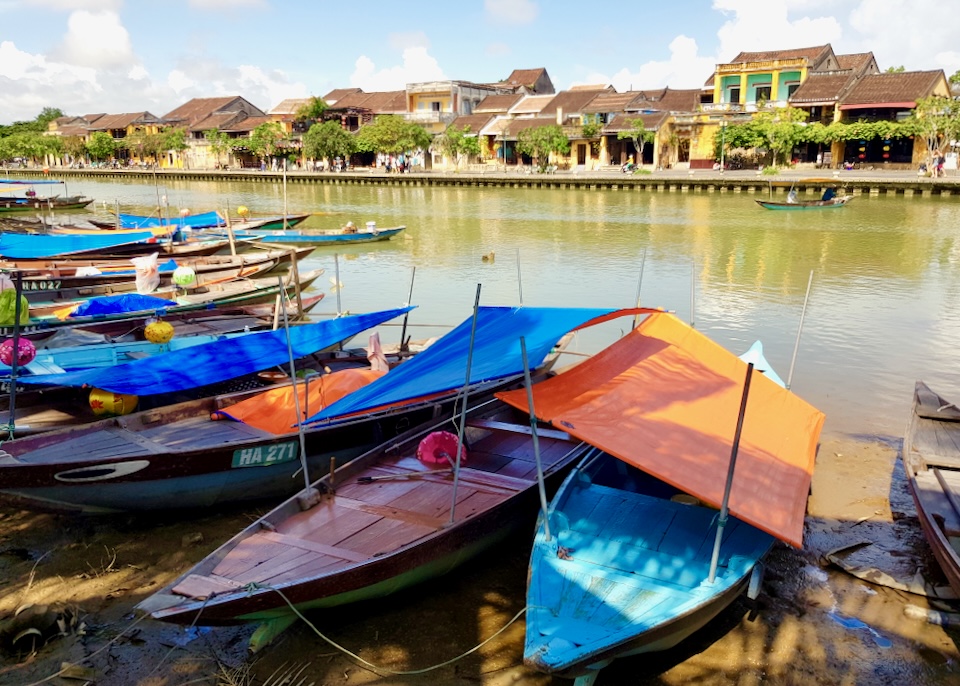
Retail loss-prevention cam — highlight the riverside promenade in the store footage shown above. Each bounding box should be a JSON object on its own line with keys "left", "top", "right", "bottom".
{"left": 4, "top": 166, "right": 960, "bottom": 197}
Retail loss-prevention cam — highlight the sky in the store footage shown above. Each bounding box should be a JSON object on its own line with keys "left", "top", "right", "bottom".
{"left": 1, "top": 0, "right": 958, "bottom": 125}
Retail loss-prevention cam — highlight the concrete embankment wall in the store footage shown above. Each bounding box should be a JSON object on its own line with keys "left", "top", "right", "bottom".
{"left": 3, "top": 168, "right": 960, "bottom": 197}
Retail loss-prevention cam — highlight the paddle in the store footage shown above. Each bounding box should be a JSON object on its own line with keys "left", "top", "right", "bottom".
{"left": 356, "top": 468, "right": 452, "bottom": 484}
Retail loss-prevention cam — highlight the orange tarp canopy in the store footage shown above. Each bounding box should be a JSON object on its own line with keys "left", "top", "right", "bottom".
{"left": 497, "top": 312, "right": 824, "bottom": 547}
{"left": 213, "top": 368, "right": 387, "bottom": 434}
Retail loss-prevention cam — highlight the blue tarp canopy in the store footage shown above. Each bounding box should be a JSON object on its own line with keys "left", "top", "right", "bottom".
{"left": 69, "top": 293, "right": 174, "bottom": 318}
{"left": 305, "top": 306, "right": 617, "bottom": 424}
{"left": 21, "top": 307, "right": 412, "bottom": 395}
{"left": 0, "top": 232, "right": 154, "bottom": 258}
{"left": 115, "top": 211, "right": 224, "bottom": 229}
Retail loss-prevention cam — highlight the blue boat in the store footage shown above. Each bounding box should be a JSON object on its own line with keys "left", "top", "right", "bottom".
{"left": 219, "top": 225, "right": 405, "bottom": 246}
{"left": 0, "top": 231, "right": 155, "bottom": 259}
{"left": 498, "top": 312, "right": 825, "bottom": 685}
{"left": 92, "top": 212, "right": 310, "bottom": 231}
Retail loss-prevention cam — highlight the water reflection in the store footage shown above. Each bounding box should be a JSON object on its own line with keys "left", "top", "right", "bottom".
{"left": 41, "top": 176, "right": 960, "bottom": 438}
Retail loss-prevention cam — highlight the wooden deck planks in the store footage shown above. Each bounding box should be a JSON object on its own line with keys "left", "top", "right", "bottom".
{"left": 337, "top": 516, "right": 435, "bottom": 557}
{"left": 172, "top": 572, "right": 242, "bottom": 599}
{"left": 276, "top": 500, "right": 383, "bottom": 545}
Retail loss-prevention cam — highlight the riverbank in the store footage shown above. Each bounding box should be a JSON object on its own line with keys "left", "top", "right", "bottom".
{"left": 4, "top": 166, "right": 960, "bottom": 197}
{"left": 1, "top": 432, "right": 958, "bottom": 685}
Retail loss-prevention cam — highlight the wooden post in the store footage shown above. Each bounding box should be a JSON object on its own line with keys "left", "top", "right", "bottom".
{"left": 224, "top": 208, "right": 237, "bottom": 256}
{"left": 288, "top": 249, "right": 303, "bottom": 316}
{"left": 277, "top": 275, "right": 311, "bottom": 496}
{"left": 6, "top": 272, "right": 24, "bottom": 439}
{"left": 448, "top": 284, "right": 482, "bottom": 524}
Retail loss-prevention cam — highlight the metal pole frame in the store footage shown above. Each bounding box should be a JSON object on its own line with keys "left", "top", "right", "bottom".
{"left": 521, "top": 336, "right": 552, "bottom": 541}
{"left": 448, "top": 284, "right": 482, "bottom": 524}
{"left": 277, "top": 275, "right": 311, "bottom": 495}
{"left": 707, "top": 362, "right": 754, "bottom": 584}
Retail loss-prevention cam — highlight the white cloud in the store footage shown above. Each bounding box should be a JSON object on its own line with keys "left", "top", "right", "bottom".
{"left": 167, "top": 69, "right": 196, "bottom": 93}
{"left": 846, "top": 0, "right": 959, "bottom": 72}
{"left": 53, "top": 10, "right": 135, "bottom": 69}
{"left": 188, "top": 0, "right": 267, "bottom": 9}
{"left": 485, "top": 0, "right": 537, "bottom": 25}
{"left": 713, "top": 0, "right": 842, "bottom": 61}
{"left": 388, "top": 31, "right": 429, "bottom": 51}
{"left": 350, "top": 47, "right": 445, "bottom": 91}
{"left": 579, "top": 35, "right": 716, "bottom": 91}
{"left": 29, "top": 0, "right": 122, "bottom": 10}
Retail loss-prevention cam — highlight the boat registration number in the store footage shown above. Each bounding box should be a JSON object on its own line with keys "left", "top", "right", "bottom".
{"left": 231, "top": 441, "right": 298, "bottom": 468}
{"left": 23, "top": 280, "right": 62, "bottom": 291}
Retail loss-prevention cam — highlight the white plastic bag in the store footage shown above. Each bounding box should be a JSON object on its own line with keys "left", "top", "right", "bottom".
{"left": 131, "top": 252, "right": 160, "bottom": 294}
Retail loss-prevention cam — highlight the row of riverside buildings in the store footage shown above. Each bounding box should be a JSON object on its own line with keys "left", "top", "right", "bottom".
{"left": 46, "top": 44, "right": 953, "bottom": 172}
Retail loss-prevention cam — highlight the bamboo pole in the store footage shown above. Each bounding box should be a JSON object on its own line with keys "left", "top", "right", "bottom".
{"left": 277, "top": 275, "right": 311, "bottom": 496}
{"left": 707, "top": 362, "right": 754, "bottom": 584}
{"left": 399, "top": 266, "right": 416, "bottom": 353}
{"left": 224, "top": 208, "right": 237, "bottom": 256}
{"left": 786, "top": 270, "right": 814, "bottom": 390}
{"left": 521, "top": 336, "right": 551, "bottom": 541}
{"left": 288, "top": 249, "right": 303, "bottom": 316}
{"left": 448, "top": 284, "right": 482, "bottom": 524}
{"left": 516, "top": 248, "right": 523, "bottom": 307}
{"left": 632, "top": 248, "right": 647, "bottom": 330}
{"left": 6, "top": 272, "right": 23, "bottom": 439}
{"left": 283, "top": 159, "right": 289, "bottom": 231}
{"left": 690, "top": 257, "right": 696, "bottom": 329}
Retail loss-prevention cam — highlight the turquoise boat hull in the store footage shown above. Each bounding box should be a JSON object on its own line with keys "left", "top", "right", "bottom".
{"left": 223, "top": 226, "right": 405, "bottom": 246}
{"left": 524, "top": 455, "right": 773, "bottom": 683}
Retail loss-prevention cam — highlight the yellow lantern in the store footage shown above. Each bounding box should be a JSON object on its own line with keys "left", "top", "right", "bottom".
{"left": 89, "top": 388, "right": 138, "bottom": 417}
{"left": 144, "top": 320, "right": 175, "bottom": 344}
{"left": 237, "top": 205, "right": 250, "bottom": 218}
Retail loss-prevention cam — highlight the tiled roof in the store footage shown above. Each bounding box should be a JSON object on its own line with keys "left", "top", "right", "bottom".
{"left": 603, "top": 112, "right": 667, "bottom": 134}
{"left": 82, "top": 113, "right": 106, "bottom": 124}
{"left": 221, "top": 115, "right": 274, "bottom": 133}
{"left": 541, "top": 89, "right": 610, "bottom": 118}
{"left": 323, "top": 88, "right": 363, "bottom": 105}
{"left": 475, "top": 93, "right": 523, "bottom": 113}
{"left": 726, "top": 45, "right": 831, "bottom": 65}
{"left": 190, "top": 112, "right": 247, "bottom": 132}
{"left": 582, "top": 90, "right": 640, "bottom": 113}
{"left": 447, "top": 114, "right": 495, "bottom": 133}
{"left": 509, "top": 94, "right": 555, "bottom": 115}
{"left": 333, "top": 90, "right": 406, "bottom": 113}
{"left": 626, "top": 88, "right": 700, "bottom": 112}
{"left": 504, "top": 68, "right": 547, "bottom": 88}
{"left": 163, "top": 97, "right": 239, "bottom": 124}
{"left": 789, "top": 71, "right": 856, "bottom": 104}
{"left": 503, "top": 116, "right": 556, "bottom": 138}
{"left": 569, "top": 84, "right": 610, "bottom": 91}
{"left": 836, "top": 53, "right": 875, "bottom": 72}
{"left": 270, "top": 98, "right": 312, "bottom": 116}
{"left": 840, "top": 70, "right": 943, "bottom": 108}
{"left": 88, "top": 112, "right": 160, "bottom": 130}
{"left": 58, "top": 124, "right": 90, "bottom": 137}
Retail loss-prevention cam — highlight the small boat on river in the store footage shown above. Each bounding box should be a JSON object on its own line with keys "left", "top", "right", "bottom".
{"left": 756, "top": 178, "right": 852, "bottom": 210}
{"left": 90, "top": 212, "right": 310, "bottom": 232}
{"left": 216, "top": 225, "right": 406, "bottom": 247}
{"left": 903, "top": 381, "right": 960, "bottom": 596}
{"left": 505, "top": 312, "right": 824, "bottom": 684}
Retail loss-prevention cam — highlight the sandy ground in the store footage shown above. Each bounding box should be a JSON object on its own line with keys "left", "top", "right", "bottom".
{"left": 0, "top": 432, "right": 958, "bottom": 686}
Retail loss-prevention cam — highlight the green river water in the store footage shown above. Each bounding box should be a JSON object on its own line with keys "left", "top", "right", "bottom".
{"left": 36, "top": 175, "right": 960, "bottom": 440}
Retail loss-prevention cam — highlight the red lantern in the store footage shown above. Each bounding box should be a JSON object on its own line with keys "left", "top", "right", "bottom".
{"left": 416, "top": 431, "right": 467, "bottom": 466}
{"left": 858, "top": 153, "right": 866, "bottom": 159}
{"left": 0, "top": 338, "right": 36, "bottom": 366}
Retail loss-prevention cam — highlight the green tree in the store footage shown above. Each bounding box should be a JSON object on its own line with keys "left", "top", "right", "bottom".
{"left": 294, "top": 96, "right": 329, "bottom": 125}
{"left": 752, "top": 106, "right": 809, "bottom": 165}
{"left": 434, "top": 124, "right": 481, "bottom": 170}
{"left": 36, "top": 107, "right": 64, "bottom": 130}
{"left": 86, "top": 131, "right": 116, "bottom": 162}
{"left": 355, "top": 115, "right": 431, "bottom": 155}
{"left": 248, "top": 121, "right": 287, "bottom": 166}
{"left": 908, "top": 95, "right": 960, "bottom": 161}
{"left": 302, "top": 120, "right": 356, "bottom": 167}
{"left": 159, "top": 127, "right": 188, "bottom": 166}
{"left": 885, "top": 65, "right": 906, "bottom": 73}
{"left": 123, "top": 128, "right": 151, "bottom": 162}
{"left": 516, "top": 124, "right": 570, "bottom": 171}
{"left": 204, "top": 129, "right": 231, "bottom": 168}
{"left": 616, "top": 119, "right": 655, "bottom": 165}
{"left": 62, "top": 135, "right": 87, "bottom": 162}
{"left": 950, "top": 69, "right": 960, "bottom": 86}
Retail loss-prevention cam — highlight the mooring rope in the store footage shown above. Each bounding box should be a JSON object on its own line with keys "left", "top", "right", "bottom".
{"left": 259, "top": 582, "right": 528, "bottom": 676}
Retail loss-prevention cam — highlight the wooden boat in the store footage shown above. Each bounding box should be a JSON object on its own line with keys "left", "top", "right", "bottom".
{"left": 21, "top": 267, "right": 324, "bottom": 320}
{"left": 755, "top": 196, "right": 852, "bottom": 210}
{"left": 903, "top": 381, "right": 960, "bottom": 596}
{"left": 500, "top": 312, "right": 825, "bottom": 684}
{"left": 139, "top": 399, "right": 591, "bottom": 641}
{"left": 89, "top": 212, "right": 310, "bottom": 232}
{"left": 218, "top": 225, "right": 405, "bottom": 246}
{"left": 0, "top": 196, "right": 94, "bottom": 213}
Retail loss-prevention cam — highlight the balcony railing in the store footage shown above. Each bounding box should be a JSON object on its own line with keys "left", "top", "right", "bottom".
{"left": 404, "top": 112, "right": 457, "bottom": 125}
{"left": 716, "top": 58, "right": 808, "bottom": 73}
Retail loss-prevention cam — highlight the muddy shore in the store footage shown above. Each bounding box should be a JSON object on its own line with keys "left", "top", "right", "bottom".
{"left": 1, "top": 431, "right": 958, "bottom": 686}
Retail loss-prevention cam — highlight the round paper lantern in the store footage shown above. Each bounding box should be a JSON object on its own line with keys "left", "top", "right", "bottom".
{"left": 416, "top": 431, "right": 467, "bottom": 466}
{"left": 237, "top": 205, "right": 250, "bottom": 218}
{"left": 180, "top": 208, "right": 191, "bottom": 217}
{"left": 144, "top": 319, "right": 175, "bottom": 344}
{"left": 0, "top": 338, "right": 36, "bottom": 366}
{"left": 25, "top": 190, "right": 36, "bottom": 198}
{"left": 172, "top": 265, "right": 197, "bottom": 287}
{"left": 89, "top": 388, "right": 138, "bottom": 417}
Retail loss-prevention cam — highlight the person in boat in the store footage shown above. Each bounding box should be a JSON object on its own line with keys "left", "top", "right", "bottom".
{"left": 342, "top": 221, "right": 358, "bottom": 234}
{"left": 786, "top": 189, "right": 798, "bottom": 203}
{"left": 821, "top": 187, "right": 836, "bottom": 202}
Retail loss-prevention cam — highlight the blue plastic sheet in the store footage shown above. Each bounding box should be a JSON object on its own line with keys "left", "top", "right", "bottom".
{"left": 22, "top": 307, "right": 413, "bottom": 395}
{"left": 0, "top": 232, "right": 154, "bottom": 258}
{"left": 305, "top": 306, "right": 615, "bottom": 424}
{"left": 115, "top": 211, "right": 224, "bottom": 229}
{"left": 69, "top": 293, "right": 175, "bottom": 318}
